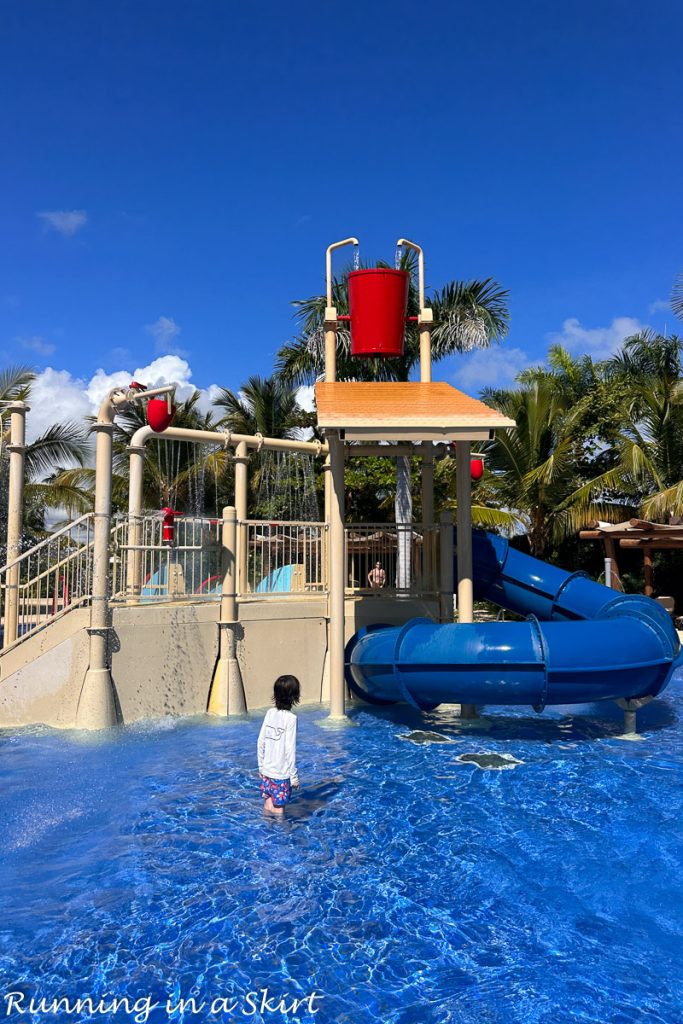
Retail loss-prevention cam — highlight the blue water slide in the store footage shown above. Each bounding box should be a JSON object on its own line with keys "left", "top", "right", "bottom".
{"left": 345, "top": 530, "right": 683, "bottom": 711}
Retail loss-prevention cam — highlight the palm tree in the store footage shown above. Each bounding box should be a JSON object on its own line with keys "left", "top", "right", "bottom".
{"left": 481, "top": 377, "right": 623, "bottom": 558}
{"left": 604, "top": 332, "right": 683, "bottom": 519}
{"left": 276, "top": 258, "right": 510, "bottom": 580}
{"left": 0, "top": 366, "right": 91, "bottom": 551}
{"left": 213, "top": 375, "right": 318, "bottom": 518}
{"left": 672, "top": 272, "right": 683, "bottom": 321}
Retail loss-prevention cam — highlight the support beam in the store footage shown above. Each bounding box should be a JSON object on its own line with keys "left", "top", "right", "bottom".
{"left": 126, "top": 444, "right": 145, "bottom": 599}
{"left": 77, "top": 419, "right": 118, "bottom": 729}
{"left": 234, "top": 441, "right": 249, "bottom": 595}
{"left": 455, "top": 441, "right": 473, "bottom": 623}
{"left": 328, "top": 433, "right": 346, "bottom": 719}
{"left": 643, "top": 546, "right": 654, "bottom": 597}
{"left": 455, "top": 441, "right": 476, "bottom": 720}
{"left": 208, "top": 506, "right": 246, "bottom": 716}
{"left": 3, "top": 401, "right": 28, "bottom": 649}
{"left": 324, "top": 310, "right": 337, "bottom": 383}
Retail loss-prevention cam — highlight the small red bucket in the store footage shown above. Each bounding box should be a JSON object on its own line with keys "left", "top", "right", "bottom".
{"left": 348, "top": 268, "right": 409, "bottom": 357}
{"left": 147, "top": 398, "right": 176, "bottom": 433}
{"left": 470, "top": 458, "right": 484, "bottom": 481}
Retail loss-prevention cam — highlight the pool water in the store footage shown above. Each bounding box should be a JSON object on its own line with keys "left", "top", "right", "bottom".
{"left": 1, "top": 678, "right": 683, "bottom": 1024}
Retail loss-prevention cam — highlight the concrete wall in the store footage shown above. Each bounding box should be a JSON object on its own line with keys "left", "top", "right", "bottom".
{"left": 0, "top": 595, "right": 438, "bottom": 729}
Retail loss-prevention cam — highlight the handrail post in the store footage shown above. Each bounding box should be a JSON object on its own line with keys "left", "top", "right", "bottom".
{"left": 208, "top": 506, "right": 246, "bottom": 716}
{"left": 4, "top": 401, "right": 28, "bottom": 648}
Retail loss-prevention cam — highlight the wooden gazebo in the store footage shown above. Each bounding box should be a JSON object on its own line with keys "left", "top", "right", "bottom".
{"left": 580, "top": 518, "right": 683, "bottom": 597}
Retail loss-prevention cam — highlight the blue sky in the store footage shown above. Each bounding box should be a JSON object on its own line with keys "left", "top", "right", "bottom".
{"left": 1, "top": 0, "right": 682, "bottom": 435}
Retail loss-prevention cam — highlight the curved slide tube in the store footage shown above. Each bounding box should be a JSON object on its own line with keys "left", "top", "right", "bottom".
{"left": 346, "top": 531, "right": 683, "bottom": 711}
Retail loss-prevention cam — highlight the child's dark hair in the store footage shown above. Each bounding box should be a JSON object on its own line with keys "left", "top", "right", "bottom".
{"left": 273, "top": 674, "right": 301, "bottom": 711}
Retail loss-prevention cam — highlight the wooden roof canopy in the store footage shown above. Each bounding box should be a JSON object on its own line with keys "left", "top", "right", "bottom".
{"left": 315, "top": 382, "right": 515, "bottom": 442}
{"left": 580, "top": 518, "right": 683, "bottom": 550}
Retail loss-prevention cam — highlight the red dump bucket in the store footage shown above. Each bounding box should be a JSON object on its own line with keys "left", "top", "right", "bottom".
{"left": 348, "top": 268, "right": 409, "bottom": 357}
{"left": 147, "top": 398, "right": 176, "bottom": 433}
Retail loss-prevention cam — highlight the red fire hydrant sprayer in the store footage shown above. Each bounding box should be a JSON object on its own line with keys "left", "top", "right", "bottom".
{"left": 161, "top": 508, "right": 181, "bottom": 545}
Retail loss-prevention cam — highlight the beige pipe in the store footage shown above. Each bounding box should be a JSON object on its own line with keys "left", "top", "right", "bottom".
{"left": 208, "top": 506, "right": 246, "bottom": 717}
{"left": 396, "top": 238, "right": 431, "bottom": 382}
{"left": 325, "top": 237, "right": 359, "bottom": 384}
{"left": 327, "top": 433, "right": 346, "bottom": 719}
{"left": 3, "top": 401, "right": 28, "bottom": 648}
{"left": 129, "top": 424, "right": 327, "bottom": 457}
{"left": 326, "top": 237, "right": 359, "bottom": 307}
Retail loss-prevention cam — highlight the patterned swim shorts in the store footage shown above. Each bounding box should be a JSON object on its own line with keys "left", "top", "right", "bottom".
{"left": 260, "top": 775, "right": 292, "bottom": 807}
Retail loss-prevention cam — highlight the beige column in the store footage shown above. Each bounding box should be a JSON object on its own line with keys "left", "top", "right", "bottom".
{"left": 234, "top": 441, "right": 249, "bottom": 594}
{"left": 421, "top": 443, "right": 435, "bottom": 590}
{"left": 328, "top": 432, "right": 346, "bottom": 719}
{"left": 455, "top": 441, "right": 477, "bottom": 719}
{"left": 208, "top": 506, "right": 246, "bottom": 716}
{"left": 455, "top": 441, "right": 473, "bottom": 623}
{"left": 76, "top": 420, "right": 118, "bottom": 729}
{"left": 439, "top": 510, "right": 454, "bottom": 622}
{"left": 324, "top": 310, "right": 337, "bottom": 382}
{"left": 3, "top": 401, "right": 28, "bottom": 648}
{"left": 127, "top": 444, "right": 145, "bottom": 600}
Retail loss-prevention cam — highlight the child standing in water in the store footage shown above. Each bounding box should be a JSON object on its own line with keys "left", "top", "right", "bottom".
{"left": 257, "top": 675, "right": 300, "bottom": 814}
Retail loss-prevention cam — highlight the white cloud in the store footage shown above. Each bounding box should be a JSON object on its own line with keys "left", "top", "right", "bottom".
{"left": 19, "top": 335, "right": 56, "bottom": 357}
{"left": 453, "top": 346, "right": 532, "bottom": 393}
{"left": 37, "top": 210, "right": 88, "bottom": 237}
{"left": 547, "top": 316, "right": 646, "bottom": 360}
{"left": 649, "top": 299, "right": 671, "bottom": 315}
{"left": 25, "top": 355, "right": 210, "bottom": 445}
{"left": 146, "top": 315, "right": 185, "bottom": 355}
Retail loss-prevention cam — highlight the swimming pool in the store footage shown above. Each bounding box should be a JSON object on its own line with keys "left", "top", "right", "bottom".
{"left": 1, "top": 679, "right": 682, "bottom": 1024}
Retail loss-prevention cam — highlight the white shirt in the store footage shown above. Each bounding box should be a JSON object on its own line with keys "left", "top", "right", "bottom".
{"left": 257, "top": 707, "right": 298, "bottom": 784}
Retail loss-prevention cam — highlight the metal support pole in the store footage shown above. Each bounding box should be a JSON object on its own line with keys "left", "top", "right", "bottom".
{"left": 234, "top": 441, "right": 248, "bottom": 595}
{"left": 328, "top": 433, "right": 346, "bottom": 719}
{"left": 623, "top": 707, "right": 637, "bottom": 735}
{"left": 76, "top": 421, "right": 118, "bottom": 729}
{"left": 4, "top": 401, "right": 28, "bottom": 648}
{"left": 208, "top": 506, "right": 246, "bottom": 716}
{"left": 439, "top": 510, "right": 454, "bottom": 623}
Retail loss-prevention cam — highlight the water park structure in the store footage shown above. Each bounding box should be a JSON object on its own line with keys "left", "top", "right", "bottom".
{"left": 1, "top": 237, "right": 681, "bottom": 735}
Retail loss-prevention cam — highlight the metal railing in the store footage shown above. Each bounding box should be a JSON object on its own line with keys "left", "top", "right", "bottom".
{"left": 0, "top": 511, "right": 442, "bottom": 653}
{"left": 0, "top": 513, "right": 95, "bottom": 652}
{"left": 345, "top": 522, "right": 440, "bottom": 594}
{"left": 243, "top": 520, "right": 328, "bottom": 596}
{"left": 112, "top": 514, "right": 224, "bottom": 603}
